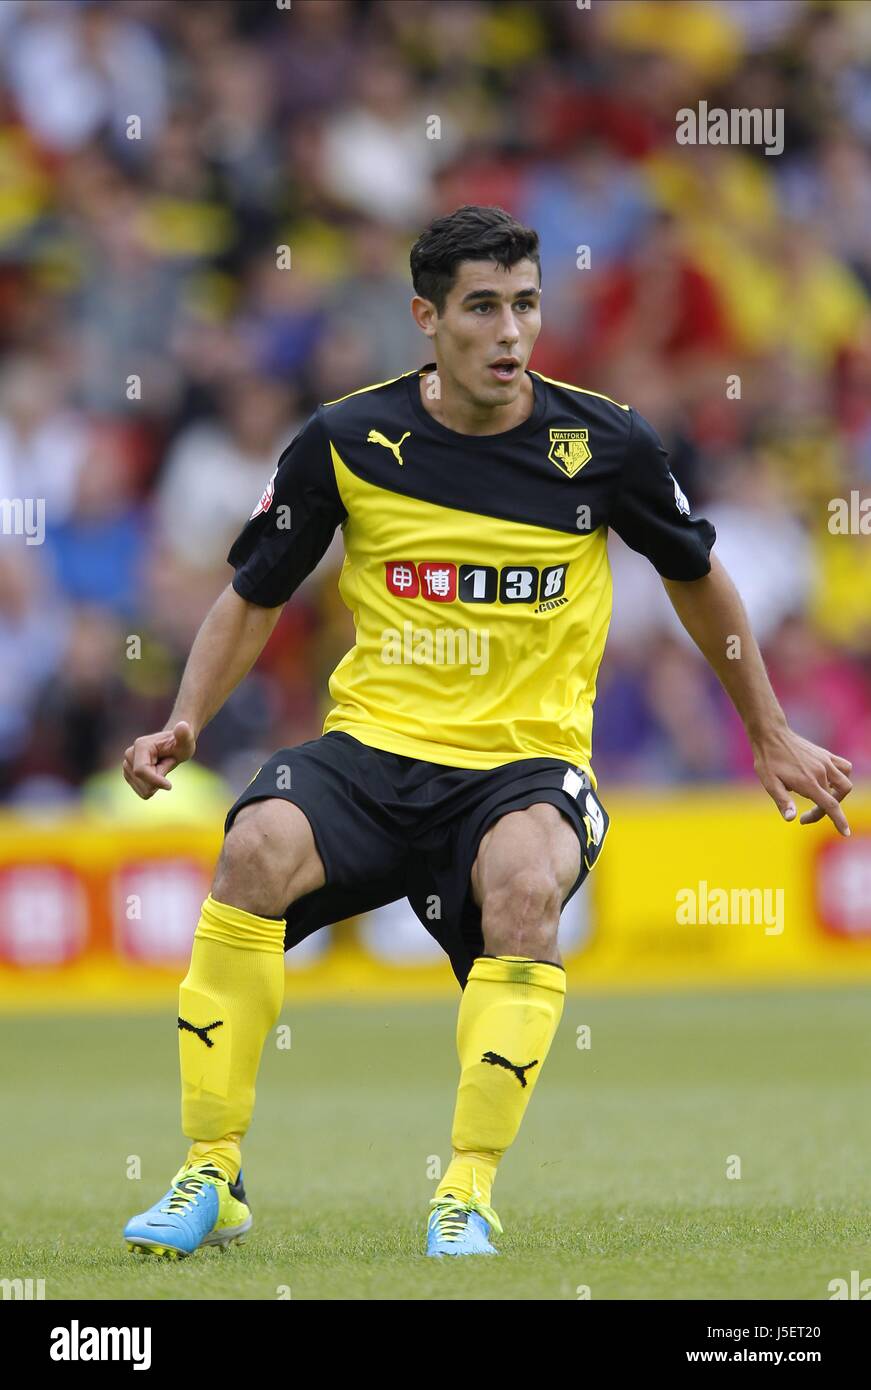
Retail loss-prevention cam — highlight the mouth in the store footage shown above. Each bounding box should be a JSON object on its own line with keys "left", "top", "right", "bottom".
{"left": 488, "top": 357, "right": 520, "bottom": 382}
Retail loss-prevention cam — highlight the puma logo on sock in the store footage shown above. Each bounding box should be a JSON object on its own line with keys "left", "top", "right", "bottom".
{"left": 178, "top": 1016, "right": 224, "bottom": 1048}
{"left": 481, "top": 1051, "right": 539, "bottom": 1088}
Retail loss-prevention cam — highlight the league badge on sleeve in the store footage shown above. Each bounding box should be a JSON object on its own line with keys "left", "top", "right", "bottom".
{"left": 669, "top": 471, "right": 691, "bottom": 517}
{"left": 250, "top": 467, "right": 278, "bottom": 520}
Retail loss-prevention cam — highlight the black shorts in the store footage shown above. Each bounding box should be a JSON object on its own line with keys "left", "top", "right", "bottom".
{"left": 224, "top": 731, "right": 609, "bottom": 987}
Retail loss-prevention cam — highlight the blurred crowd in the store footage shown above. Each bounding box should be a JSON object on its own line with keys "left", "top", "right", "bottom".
{"left": 1, "top": 0, "right": 870, "bottom": 813}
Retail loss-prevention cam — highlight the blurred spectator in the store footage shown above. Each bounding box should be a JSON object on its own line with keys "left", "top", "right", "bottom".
{"left": 155, "top": 372, "right": 299, "bottom": 571}
{"left": 27, "top": 603, "right": 127, "bottom": 789}
{"left": 778, "top": 133, "right": 871, "bottom": 294}
{"left": 0, "top": 546, "right": 69, "bottom": 793}
{"left": 587, "top": 211, "right": 732, "bottom": 376}
{"left": 518, "top": 143, "right": 653, "bottom": 321}
{"left": 321, "top": 216, "right": 425, "bottom": 380}
{"left": 1, "top": 0, "right": 168, "bottom": 156}
{"left": 0, "top": 357, "right": 89, "bottom": 525}
{"left": 43, "top": 422, "right": 150, "bottom": 618}
{"left": 70, "top": 174, "right": 185, "bottom": 414}
{"left": 703, "top": 452, "right": 814, "bottom": 647}
{"left": 270, "top": 0, "right": 358, "bottom": 122}
{"left": 319, "top": 46, "right": 451, "bottom": 225}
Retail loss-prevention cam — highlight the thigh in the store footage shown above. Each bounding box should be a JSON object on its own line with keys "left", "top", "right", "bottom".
{"left": 406, "top": 757, "right": 609, "bottom": 987}
{"left": 461, "top": 759, "right": 609, "bottom": 919}
{"left": 224, "top": 732, "right": 412, "bottom": 934}
{"left": 215, "top": 797, "right": 327, "bottom": 913}
{"left": 470, "top": 801, "right": 581, "bottom": 909}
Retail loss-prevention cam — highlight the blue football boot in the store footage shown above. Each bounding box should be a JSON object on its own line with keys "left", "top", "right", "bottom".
{"left": 124, "top": 1163, "right": 252, "bottom": 1258}
{"left": 426, "top": 1192, "right": 503, "bottom": 1257}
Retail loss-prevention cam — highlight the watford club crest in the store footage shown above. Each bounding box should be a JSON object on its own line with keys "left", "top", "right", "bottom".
{"left": 548, "top": 428, "right": 591, "bottom": 478}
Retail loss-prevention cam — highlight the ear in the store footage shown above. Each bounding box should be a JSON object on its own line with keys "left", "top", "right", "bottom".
{"left": 410, "top": 294, "right": 437, "bottom": 338}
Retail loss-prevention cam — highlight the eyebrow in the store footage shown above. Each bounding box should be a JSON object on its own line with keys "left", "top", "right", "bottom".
{"left": 460, "top": 287, "right": 541, "bottom": 305}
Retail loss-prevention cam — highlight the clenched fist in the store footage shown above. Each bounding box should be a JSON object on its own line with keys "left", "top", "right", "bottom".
{"left": 122, "top": 721, "right": 197, "bottom": 799}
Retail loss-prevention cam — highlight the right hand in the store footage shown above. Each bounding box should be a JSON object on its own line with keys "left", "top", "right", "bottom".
{"left": 122, "top": 720, "right": 197, "bottom": 799}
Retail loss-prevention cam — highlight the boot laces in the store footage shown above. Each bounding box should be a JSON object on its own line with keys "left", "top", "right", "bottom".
{"left": 429, "top": 1193, "right": 503, "bottom": 1242}
{"left": 160, "top": 1166, "right": 223, "bottom": 1217}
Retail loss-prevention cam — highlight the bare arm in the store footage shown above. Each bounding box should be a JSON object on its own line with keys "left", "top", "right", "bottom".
{"left": 123, "top": 583, "right": 283, "bottom": 798}
{"left": 662, "top": 553, "right": 853, "bottom": 835}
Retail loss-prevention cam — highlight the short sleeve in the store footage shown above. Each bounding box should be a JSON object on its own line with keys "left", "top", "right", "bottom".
{"left": 609, "top": 409, "right": 716, "bottom": 580}
{"left": 227, "top": 410, "right": 346, "bottom": 607}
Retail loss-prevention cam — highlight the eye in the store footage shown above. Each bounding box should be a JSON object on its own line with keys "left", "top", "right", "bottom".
{"left": 472, "top": 303, "right": 492, "bottom": 314}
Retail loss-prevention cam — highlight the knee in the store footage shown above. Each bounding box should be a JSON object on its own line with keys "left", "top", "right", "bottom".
{"left": 481, "top": 868, "right": 564, "bottom": 956}
{"left": 485, "top": 867, "right": 563, "bottom": 923}
{"left": 212, "top": 808, "right": 288, "bottom": 918}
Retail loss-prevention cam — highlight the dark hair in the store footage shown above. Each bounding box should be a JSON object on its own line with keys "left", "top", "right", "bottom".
{"left": 410, "top": 205, "right": 541, "bottom": 315}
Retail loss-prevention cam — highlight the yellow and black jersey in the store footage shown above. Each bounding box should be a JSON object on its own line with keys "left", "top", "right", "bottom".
{"left": 227, "top": 363, "right": 716, "bottom": 778}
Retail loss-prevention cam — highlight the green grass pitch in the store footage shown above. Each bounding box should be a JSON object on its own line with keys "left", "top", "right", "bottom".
{"left": 1, "top": 987, "right": 869, "bottom": 1300}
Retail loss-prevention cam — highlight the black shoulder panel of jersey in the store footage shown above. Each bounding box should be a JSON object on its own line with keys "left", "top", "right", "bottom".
{"left": 227, "top": 371, "right": 716, "bottom": 602}
{"left": 609, "top": 408, "right": 716, "bottom": 580}
{"left": 227, "top": 409, "right": 347, "bottom": 607}
{"left": 318, "top": 367, "right": 640, "bottom": 538}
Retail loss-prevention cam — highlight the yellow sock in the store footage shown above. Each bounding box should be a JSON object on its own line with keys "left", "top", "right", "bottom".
{"left": 178, "top": 893, "right": 286, "bottom": 1183}
{"left": 435, "top": 955, "right": 566, "bottom": 1207}
{"left": 184, "top": 1136, "right": 242, "bottom": 1185}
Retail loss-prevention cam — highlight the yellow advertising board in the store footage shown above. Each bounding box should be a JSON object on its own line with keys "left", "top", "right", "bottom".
{"left": 0, "top": 788, "right": 868, "bottom": 1008}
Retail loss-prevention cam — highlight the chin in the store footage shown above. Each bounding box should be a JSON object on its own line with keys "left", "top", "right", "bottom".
{"left": 479, "top": 384, "right": 511, "bottom": 407}
{"left": 482, "top": 371, "right": 519, "bottom": 396}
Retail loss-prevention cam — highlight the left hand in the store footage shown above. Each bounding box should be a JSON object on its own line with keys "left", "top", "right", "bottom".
{"left": 751, "top": 725, "right": 853, "bottom": 837}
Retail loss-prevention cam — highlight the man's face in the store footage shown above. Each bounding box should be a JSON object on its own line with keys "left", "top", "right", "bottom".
{"left": 418, "top": 257, "right": 542, "bottom": 404}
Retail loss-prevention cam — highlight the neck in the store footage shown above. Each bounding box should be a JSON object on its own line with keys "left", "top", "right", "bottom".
{"left": 418, "top": 366, "right": 533, "bottom": 436}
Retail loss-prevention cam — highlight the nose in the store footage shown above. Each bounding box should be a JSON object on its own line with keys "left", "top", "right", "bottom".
{"left": 496, "top": 304, "right": 521, "bottom": 346}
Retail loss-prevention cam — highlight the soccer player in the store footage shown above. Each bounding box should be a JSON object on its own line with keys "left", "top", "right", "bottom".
{"left": 122, "top": 205, "right": 852, "bottom": 1259}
